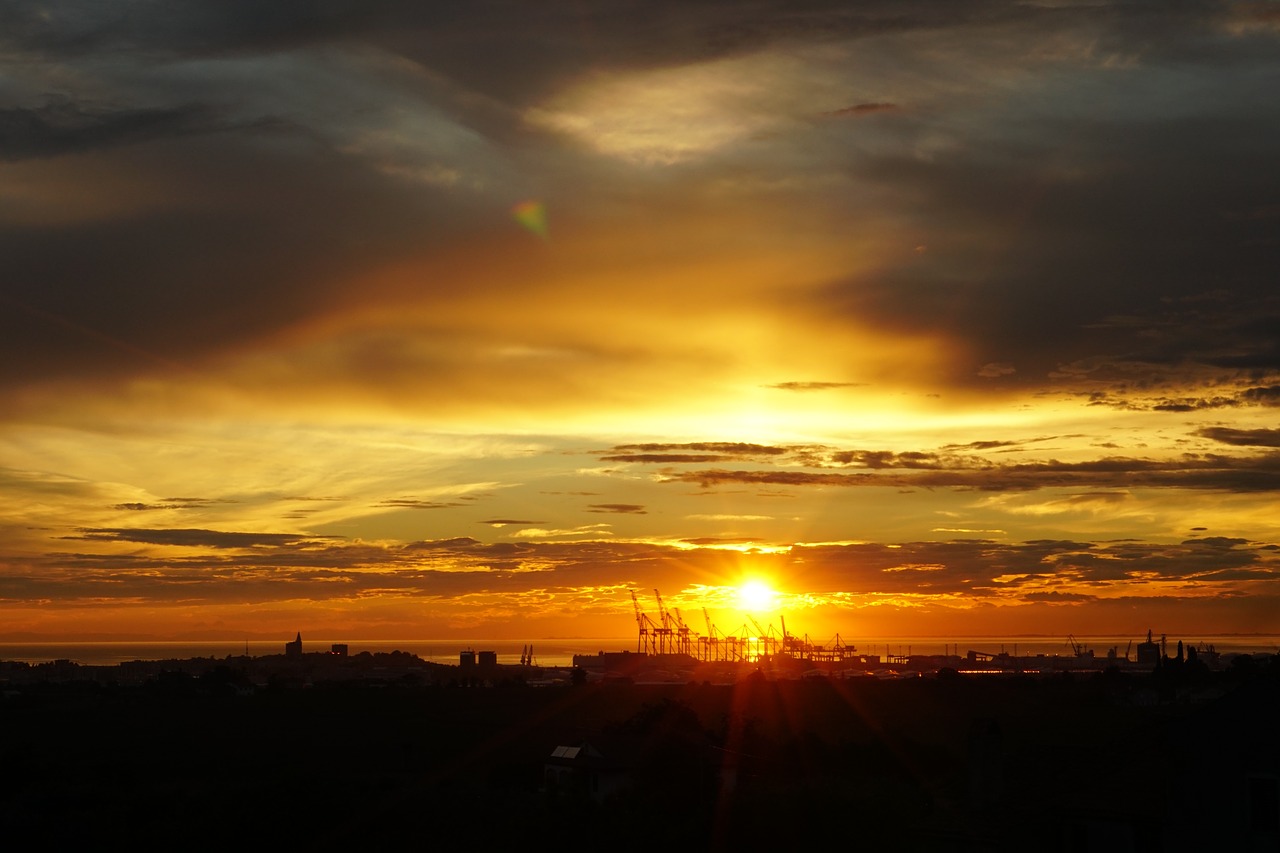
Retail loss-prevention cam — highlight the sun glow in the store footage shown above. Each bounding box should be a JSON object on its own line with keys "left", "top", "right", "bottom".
{"left": 737, "top": 579, "right": 777, "bottom": 612}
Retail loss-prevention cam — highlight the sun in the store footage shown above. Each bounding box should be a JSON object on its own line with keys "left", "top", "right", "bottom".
{"left": 737, "top": 579, "right": 777, "bottom": 612}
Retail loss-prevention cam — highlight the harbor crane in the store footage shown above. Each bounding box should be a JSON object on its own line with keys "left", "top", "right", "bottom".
{"left": 1067, "top": 635, "right": 1089, "bottom": 656}
{"left": 748, "top": 616, "right": 779, "bottom": 658}
{"left": 631, "top": 590, "right": 650, "bottom": 653}
{"left": 672, "top": 607, "right": 693, "bottom": 656}
{"left": 651, "top": 589, "right": 675, "bottom": 654}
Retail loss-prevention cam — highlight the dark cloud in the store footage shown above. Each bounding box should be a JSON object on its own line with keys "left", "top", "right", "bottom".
{"left": 10, "top": 533, "right": 1277, "bottom": 608}
{"left": 785, "top": 537, "right": 1274, "bottom": 594}
{"left": 375, "top": 499, "right": 467, "bottom": 509}
{"left": 600, "top": 454, "right": 733, "bottom": 464}
{"left": 404, "top": 537, "right": 484, "bottom": 550}
{"left": 586, "top": 504, "right": 647, "bottom": 514}
{"left": 1020, "top": 591, "right": 1097, "bottom": 603}
{"left": 66, "top": 527, "right": 334, "bottom": 548}
{"left": 1241, "top": 385, "right": 1280, "bottom": 405}
{"left": 680, "top": 537, "right": 756, "bottom": 546}
{"left": 1151, "top": 397, "right": 1242, "bottom": 412}
{"left": 673, "top": 469, "right": 877, "bottom": 488}
{"left": 1181, "top": 537, "right": 1250, "bottom": 549}
{"left": 1058, "top": 492, "right": 1128, "bottom": 505}
{"left": 827, "top": 450, "right": 947, "bottom": 469}
{"left": 0, "top": 1, "right": 1098, "bottom": 99}
{"left": 479, "top": 519, "right": 547, "bottom": 525}
{"left": 823, "top": 102, "right": 898, "bottom": 117}
{"left": 610, "top": 443, "right": 791, "bottom": 456}
{"left": 110, "top": 497, "right": 225, "bottom": 511}
{"left": 1, "top": 0, "right": 1275, "bottom": 403}
{"left": 600, "top": 442, "right": 804, "bottom": 465}
{"left": 668, "top": 450, "right": 1280, "bottom": 492}
{"left": 0, "top": 166, "right": 443, "bottom": 388}
{"left": 0, "top": 99, "right": 229, "bottom": 162}
{"left": 813, "top": 99, "right": 1280, "bottom": 394}
{"left": 941, "top": 440, "right": 1020, "bottom": 451}
{"left": 1197, "top": 427, "right": 1280, "bottom": 447}
{"left": 0, "top": 1, "right": 383, "bottom": 58}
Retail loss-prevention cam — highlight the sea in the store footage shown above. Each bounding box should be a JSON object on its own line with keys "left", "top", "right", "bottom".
{"left": 2, "top": 634, "right": 1277, "bottom": 668}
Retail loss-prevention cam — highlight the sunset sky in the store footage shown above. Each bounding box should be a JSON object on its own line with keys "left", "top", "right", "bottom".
{"left": 3, "top": 1, "right": 1279, "bottom": 643}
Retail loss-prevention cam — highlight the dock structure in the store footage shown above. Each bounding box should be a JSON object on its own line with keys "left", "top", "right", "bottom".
{"left": 609, "top": 592, "right": 1201, "bottom": 679}
{"left": 632, "top": 589, "right": 863, "bottom": 667}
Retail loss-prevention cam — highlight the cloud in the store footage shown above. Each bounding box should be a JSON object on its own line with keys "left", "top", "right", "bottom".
{"left": 932, "top": 527, "right": 1007, "bottom": 535}
{"left": 0, "top": 100, "right": 224, "bottom": 162}
{"left": 523, "top": 49, "right": 817, "bottom": 165}
{"left": 940, "top": 440, "right": 1020, "bottom": 451}
{"left": 665, "top": 451, "right": 1280, "bottom": 493}
{"left": 66, "top": 527, "right": 334, "bottom": 549}
{"left": 599, "top": 443, "right": 799, "bottom": 464}
{"left": 609, "top": 443, "right": 791, "bottom": 456}
{"left": 1198, "top": 427, "right": 1280, "bottom": 447}
{"left": 5, "top": 529, "right": 1277, "bottom": 633}
{"left": 827, "top": 450, "right": 947, "bottom": 469}
{"left": 512, "top": 524, "right": 614, "bottom": 539}
{"left": 586, "top": 504, "right": 647, "bottom": 514}
{"left": 1021, "top": 591, "right": 1096, "bottom": 603}
{"left": 1181, "top": 536, "right": 1249, "bottom": 548}
{"left": 822, "top": 102, "right": 899, "bottom": 117}
{"left": 401, "top": 537, "right": 486, "bottom": 552}
{"left": 767, "top": 381, "right": 864, "bottom": 391}
{"left": 1151, "top": 397, "right": 1241, "bottom": 412}
{"left": 3, "top": 0, "right": 1280, "bottom": 640}
{"left": 1242, "top": 385, "right": 1280, "bottom": 405}
{"left": 977, "top": 362, "right": 1016, "bottom": 378}
{"left": 110, "top": 497, "right": 227, "bottom": 512}
{"left": 599, "top": 454, "right": 732, "bottom": 464}
{"left": 2, "top": 0, "right": 1276, "bottom": 410}
{"left": 375, "top": 499, "right": 467, "bottom": 510}
{"left": 979, "top": 491, "right": 1131, "bottom": 517}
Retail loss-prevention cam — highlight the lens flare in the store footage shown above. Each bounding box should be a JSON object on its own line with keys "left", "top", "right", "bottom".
{"left": 512, "top": 200, "right": 548, "bottom": 239}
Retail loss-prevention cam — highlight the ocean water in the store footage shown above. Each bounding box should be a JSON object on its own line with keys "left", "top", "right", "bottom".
{"left": 2, "top": 634, "right": 1276, "bottom": 667}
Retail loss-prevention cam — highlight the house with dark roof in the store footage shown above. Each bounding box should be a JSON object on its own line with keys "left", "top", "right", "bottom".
{"left": 543, "top": 741, "right": 632, "bottom": 803}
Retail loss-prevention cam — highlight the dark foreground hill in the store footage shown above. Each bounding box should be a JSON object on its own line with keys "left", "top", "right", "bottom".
{"left": 2, "top": 662, "right": 1277, "bottom": 851}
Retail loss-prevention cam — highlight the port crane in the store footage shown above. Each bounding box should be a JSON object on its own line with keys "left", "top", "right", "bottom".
{"left": 630, "top": 590, "right": 650, "bottom": 654}
{"left": 672, "top": 607, "right": 693, "bottom": 656}
{"left": 651, "top": 589, "right": 676, "bottom": 654}
{"left": 626, "top": 589, "right": 864, "bottom": 666}
{"left": 748, "top": 616, "right": 779, "bottom": 658}
{"left": 1067, "top": 635, "right": 1091, "bottom": 657}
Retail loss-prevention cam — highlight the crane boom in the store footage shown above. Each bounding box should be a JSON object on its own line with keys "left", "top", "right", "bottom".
{"left": 631, "top": 590, "right": 649, "bottom": 653}
{"left": 654, "top": 589, "right": 669, "bottom": 629}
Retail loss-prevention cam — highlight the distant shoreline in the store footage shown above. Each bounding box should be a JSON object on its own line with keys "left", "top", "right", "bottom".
{"left": 2, "top": 633, "right": 1277, "bottom": 667}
